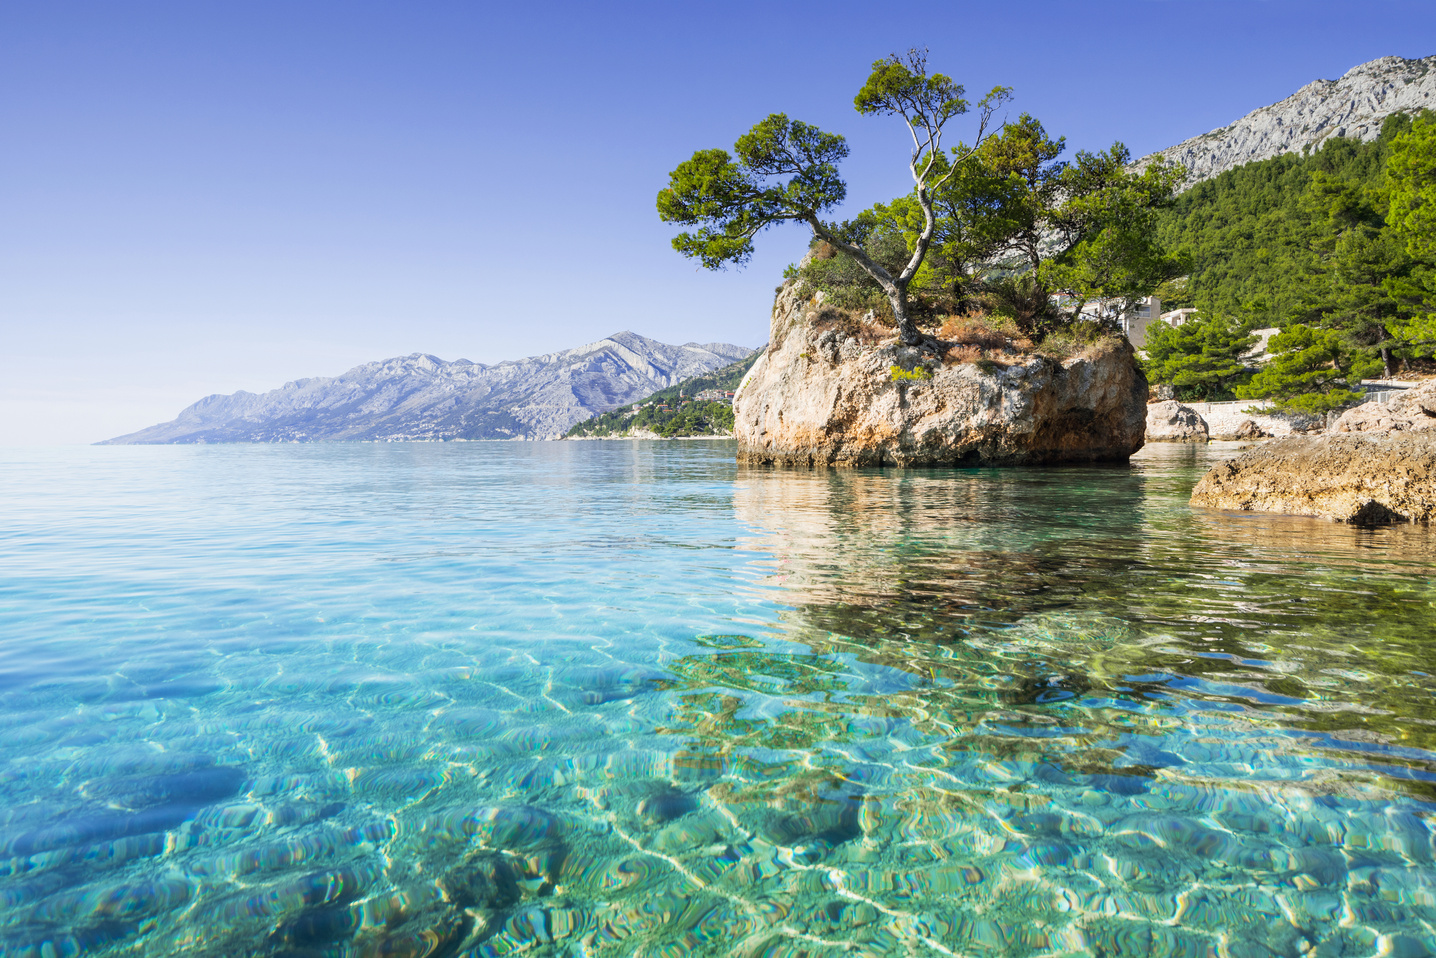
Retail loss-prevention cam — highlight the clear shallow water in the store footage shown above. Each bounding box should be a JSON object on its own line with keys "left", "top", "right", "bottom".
{"left": 0, "top": 441, "right": 1433, "bottom": 958}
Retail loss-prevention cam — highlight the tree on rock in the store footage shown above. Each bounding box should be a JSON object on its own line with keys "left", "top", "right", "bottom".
{"left": 878, "top": 116, "right": 1185, "bottom": 334}
{"left": 657, "top": 50, "right": 1010, "bottom": 346}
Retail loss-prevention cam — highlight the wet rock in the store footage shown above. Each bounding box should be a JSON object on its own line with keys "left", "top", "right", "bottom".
{"left": 1145, "top": 400, "right": 1209, "bottom": 443}
{"left": 1190, "top": 433, "right": 1436, "bottom": 524}
{"left": 733, "top": 283, "right": 1147, "bottom": 466}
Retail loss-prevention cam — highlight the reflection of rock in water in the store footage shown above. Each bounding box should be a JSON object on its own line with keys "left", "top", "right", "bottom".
{"left": 733, "top": 465, "right": 1148, "bottom": 621}
{"left": 729, "top": 458, "right": 1436, "bottom": 785}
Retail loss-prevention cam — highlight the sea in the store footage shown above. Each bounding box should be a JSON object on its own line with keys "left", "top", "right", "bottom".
{"left": 0, "top": 440, "right": 1433, "bottom": 957}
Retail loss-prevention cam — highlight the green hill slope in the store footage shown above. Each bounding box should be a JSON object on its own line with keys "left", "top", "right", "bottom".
{"left": 565, "top": 351, "right": 761, "bottom": 438}
{"left": 1145, "top": 110, "right": 1436, "bottom": 403}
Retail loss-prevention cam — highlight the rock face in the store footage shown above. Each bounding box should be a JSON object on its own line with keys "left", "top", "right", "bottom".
{"left": 102, "top": 333, "right": 754, "bottom": 444}
{"left": 732, "top": 284, "right": 1147, "bottom": 466}
{"left": 1141, "top": 55, "right": 1436, "bottom": 187}
{"left": 1330, "top": 380, "right": 1436, "bottom": 434}
{"left": 1190, "top": 433, "right": 1436, "bottom": 524}
{"left": 1146, "top": 401, "right": 1209, "bottom": 442}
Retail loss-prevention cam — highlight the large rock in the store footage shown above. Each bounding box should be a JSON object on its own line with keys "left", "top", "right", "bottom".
{"left": 1330, "top": 380, "right": 1436, "bottom": 435}
{"left": 1190, "top": 433, "right": 1436, "bottom": 524}
{"left": 1145, "top": 401, "right": 1209, "bottom": 442}
{"left": 732, "top": 284, "right": 1147, "bottom": 466}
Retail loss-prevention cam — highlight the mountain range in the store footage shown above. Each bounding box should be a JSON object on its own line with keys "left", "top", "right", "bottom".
{"left": 1141, "top": 54, "right": 1435, "bottom": 186}
{"left": 102, "top": 333, "right": 754, "bottom": 444}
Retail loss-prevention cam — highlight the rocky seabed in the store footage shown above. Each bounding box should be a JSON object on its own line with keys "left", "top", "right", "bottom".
{"left": 2, "top": 636, "right": 1434, "bottom": 957}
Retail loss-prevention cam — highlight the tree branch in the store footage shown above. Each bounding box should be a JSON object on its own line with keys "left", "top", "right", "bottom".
{"left": 803, "top": 213, "right": 899, "bottom": 294}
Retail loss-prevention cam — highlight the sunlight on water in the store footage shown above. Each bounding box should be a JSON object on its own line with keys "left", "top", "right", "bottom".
{"left": 0, "top": 441, "right": 1433, "bottom": 957}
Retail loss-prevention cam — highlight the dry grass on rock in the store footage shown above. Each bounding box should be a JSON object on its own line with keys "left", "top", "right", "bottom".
{"left": 937, "top": 313, "right": 1034, "bottom": 366}
{"left": 808, "top": 306, "right": 892, "bottom": 346}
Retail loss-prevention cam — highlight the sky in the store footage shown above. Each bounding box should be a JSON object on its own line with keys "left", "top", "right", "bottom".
{"left": 2, "top": 1, "right": 1434, "bottom": 444}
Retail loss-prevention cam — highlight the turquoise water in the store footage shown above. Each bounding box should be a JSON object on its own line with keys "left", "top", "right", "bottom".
{"left": 1, "top": 441, "right": 1434, "bottom": 958}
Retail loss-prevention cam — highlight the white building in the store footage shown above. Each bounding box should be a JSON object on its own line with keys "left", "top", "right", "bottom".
{"left": 1117, "top": 297, "right": 1164, "bottom": 349}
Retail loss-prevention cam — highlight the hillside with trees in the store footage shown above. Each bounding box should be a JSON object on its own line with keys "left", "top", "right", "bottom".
{"left": 564, "top": 352, "right": 760, "bottom": 438}
{"left": 1145, "top": 111, "right": 1436, "bottom": 410}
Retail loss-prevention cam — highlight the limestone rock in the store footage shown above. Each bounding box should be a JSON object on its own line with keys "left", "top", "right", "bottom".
{"left": 732, "top": 283, "right": 1147, "bottom": 466}
{"left": 1234, "top": 419, "right": 1271, "bottom": 441}
{"left": 1330, "top": 379, "right": 1436, "bottom": 434}
{"left": 1139, "top": 55, "right": 1436, "bottom": 188}
{"left": 1145, "top": 401, "right": 1209, "bottom": 443}
{"left": 1190, "top": 433, "right": 1436, "bottom": 524}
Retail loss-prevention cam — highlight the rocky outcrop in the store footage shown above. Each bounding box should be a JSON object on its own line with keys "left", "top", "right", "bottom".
{"left": 732, "top": 284, "right": 1147, "bottom": 466}
{"left": 1233, "top": 419, "right": 1271, "bottom": 441}
{"left": 1140, "top": 55, "right": 1436, "bottom": 187}
{"left": 1146, "top": 401, "right": 1209, "bottom": 442}
{"left": 1190, "top": 433, "right": 1436, "bottom": 524}
{"left": 1330, "top": 380, "right": 1436, "bottom": 434}
{"left": 102, "top": 333, "right": 754, "bottom": 443}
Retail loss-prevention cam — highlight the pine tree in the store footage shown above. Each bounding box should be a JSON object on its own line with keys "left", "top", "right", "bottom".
{"left": 1143, "top": 313, "right": 1256, "bottom": 400}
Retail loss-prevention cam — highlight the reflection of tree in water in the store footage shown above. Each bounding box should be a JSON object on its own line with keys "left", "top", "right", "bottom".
{"left": 728, "top": 461, "right": 1436, "bottom": 795}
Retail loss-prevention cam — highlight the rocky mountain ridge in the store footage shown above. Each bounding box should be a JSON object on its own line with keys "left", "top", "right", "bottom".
{"left": 1142, "top": 54, "right": 1435, "bottom": 185}
{"left": 102, "top": 332, "right": 754, "bottom": 443}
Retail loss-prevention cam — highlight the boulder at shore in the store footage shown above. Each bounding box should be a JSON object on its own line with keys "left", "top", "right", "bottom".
{"left": 733, "top": 284, "right": 1148, "bottom": 466}
{"left": 1146, "top": 401, "right": 1209, "bottom": 443}
{"left": 1330, "top": 379, "right": 1436, "bottom": 434}
{"left": 1190, "top": 433, "right": 1436, "bottom": 524}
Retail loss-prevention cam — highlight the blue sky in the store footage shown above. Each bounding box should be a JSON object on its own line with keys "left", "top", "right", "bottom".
{"left": 2, "top": 0, "right": 1433, "bottom": 443}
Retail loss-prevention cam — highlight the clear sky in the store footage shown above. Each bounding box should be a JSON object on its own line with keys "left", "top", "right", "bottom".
{"left": 2, "top": 0, "right": 1433, "bottom": 444}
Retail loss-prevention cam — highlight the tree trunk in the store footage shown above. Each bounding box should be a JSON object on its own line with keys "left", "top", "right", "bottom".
{"left": 888, "top": 284, "right": 918, "bottom": 345}
{"left": 1381, "top": 345, "right": 1393, "bottom": 379}
{"left": 805, "top": 216, "right": 921, "bottom": 345}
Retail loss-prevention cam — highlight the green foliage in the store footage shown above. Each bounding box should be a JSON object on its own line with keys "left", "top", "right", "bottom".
{"left": 1038, "top": 155, "right": 1187, "bottom": 325}
{"left": 890, "top": 365, "right": 933, "bottom": 382}
{"left": 853, "top": 51, "right": 979, "bottom": 126}
{"left": 1142, "top": 313, "right": 1257, "bottom": 401}
{"left": 1154, "top": 113, "right": 1435, "bottom": 358}
{"left": 1384, "top": 116, "right": 1436, "bottom": 349}
{"left": 1386, "top": 115, "right": 1436, "bottom": 259}
{"left": 805, "top": 115, "right": 1184, "bottom": 336}
{"left": 1145, "top": 111, "right": 1436, "bottom": 409}
{"left": 792, "top": 234, "right": 910, "bottom": 318}
{"left": 1235, "top": 325, "right": 1379, "bottom": 413}
{"left": 661, "top": 50, "right": 1011, "bottom": 344}
{"left": 1032, "top": 322, "right": 1124, "bottom": 362}
{"left": 565, "top": 353, "right": 759, "bottom": 438}
{"left": 657, "top": 116, "right": 849, "bottom": 269}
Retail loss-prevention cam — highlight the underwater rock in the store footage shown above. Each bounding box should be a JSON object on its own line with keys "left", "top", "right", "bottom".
{"left": 753, "top": 792, "right": 863, "bottom": 855}
{"left": 635, "top": 788, "right": 698, "bottom": 827}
